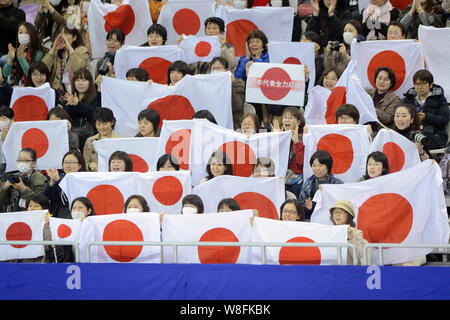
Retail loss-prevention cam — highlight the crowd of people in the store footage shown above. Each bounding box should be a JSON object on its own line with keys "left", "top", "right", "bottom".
{"left": 0, "top": 0, "right": 449, "bottom": 265}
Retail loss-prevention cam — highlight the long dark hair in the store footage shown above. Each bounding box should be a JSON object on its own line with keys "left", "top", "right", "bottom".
{"left": 62, "top": 150, "right": 86, "bottom": 172}
{"left": 71, "top": 68, "right": 97, "bottom": 105}
{"left": 26, "top": 61, "right": 50, "bottom": 87}
{"left": 13, "top": 22, "right": 43, "bottom": 84}
{"left": 205, "top": 150, "right": 233, "bottom": 180}
{"left": 363, "top": 151, "right": 390, "bottom": 180}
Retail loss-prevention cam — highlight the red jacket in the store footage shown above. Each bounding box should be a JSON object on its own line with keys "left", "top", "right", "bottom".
{"left": 289, "top": 138, "right": 304, "bottom": 175}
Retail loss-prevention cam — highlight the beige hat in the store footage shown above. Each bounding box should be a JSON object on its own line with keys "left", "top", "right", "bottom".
{"left": 329, "top": 199, "right": 355, "bottom": 218}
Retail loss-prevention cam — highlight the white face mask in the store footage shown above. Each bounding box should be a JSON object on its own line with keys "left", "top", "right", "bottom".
{"left": 343, "top": 32, "right": 355, "bottom": 45}
{"left": 82, "top": 1, "right": 90, "bottom": 13}
{"left": 233, "top": 0, "right": 247, "bottom": 9}
{"left": 126, "top": 208, "right": 143, "bottom": 213}
{"left": 50, "top": 0, "right": 62, "bottom": 6}
{"left": 182, "top": 206, "right": 198, "bottom": 215}
{"left": 210, "top": 70, "right": 225, "bottom": 74}
{"left": 18, "top": 34, "right": 30, "bottom": 46}
{"left": 17, "top": 162, "right": 32, "bottom": 174}
{"left": 271, "top": 0, "right": 283, "bottom": 7}
{"left": 0, "top": 120, "right": 10, "bottom": 130}
{"left": 71, "top": 211, "right": 84, "bottom": 220}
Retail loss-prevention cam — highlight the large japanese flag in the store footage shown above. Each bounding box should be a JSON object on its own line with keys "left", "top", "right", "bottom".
{"left": 268, "top": 42, "right": 315, "bottom": 93}
{"left": 113, "top": 45, "right": 184, "bottom": 84}
{"left": 49, "top": 217, "right": 82, "bottom": 243}
{"left": 418, "top": 26, "right": 450, "bottom": 101}
{"left": 311, "top": 160, "right": 449, "bottom": 265}
{"left": 161, "top": 210, "right": 254, "bottom": 264}
{"left": 2, "top": 120, "right": 69, "bottom": 172}
{"left": 192, "top": 176, "right": 285, "bottom": 220}
{"left": 190, "top": 119, "right": 291, "bottom": 186}
{"left": 215, "top": 5, "right": 294, "bottom": 57}
{"left": 9, "top": 83, "right": 55, "bottom": 122}
{"left": 180, "top": 35, "right": 221, "bottom": 64}
{"left": 304, "top": 61, "right": 378, "bottom": 125}
{"left": 303, "top": 124, "right": 371, "bottom": 183}
{"left": 142, "top": 72, "right": 233, "bottom": 130}
{"left": 87, "top": 0, "right": 151, "bottom": 59}
{"left": 157, "top": 0, "right": 216, "bottom": 45}
{"left": 0, "top": 211, "right": 47, "bottom": 261}
{"left": 94, "top": 137, "right": 160, "bottom": 173}
{"left": 246, "top": 62, "right": 306, "bottom": 106}
{"left": 351, "top": 40, "right": 425, "bottom": 96}
{"left": 78, "top": 213, "right": 161, "bottom": 263}
{"left": 251, "top": 218, "right": 348, "bottom": 265}
{"left": 369, "top": 129, "right": 421, "bottom": 173}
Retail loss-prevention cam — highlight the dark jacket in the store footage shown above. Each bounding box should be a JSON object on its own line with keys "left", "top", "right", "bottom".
{"left": 0, "top": 4, "right": 25, "bottom": 56}
{"left": 63, "top": 92, "right": 101, "bottom": 128}
{"left": 43, "top": 172, "right": 70, "bottom": 219}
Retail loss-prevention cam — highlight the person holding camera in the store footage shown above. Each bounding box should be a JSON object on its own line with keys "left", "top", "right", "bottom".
{"left": 0, "top": 147, "right": 48, "bottom": 212}
{"left": 95, "top": 28, "right": 125, "bottom": 79}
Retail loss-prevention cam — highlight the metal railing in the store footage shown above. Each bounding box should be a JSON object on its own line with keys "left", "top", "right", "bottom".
{"left": 0, "top": 241, "right": 80, "bottom": 262}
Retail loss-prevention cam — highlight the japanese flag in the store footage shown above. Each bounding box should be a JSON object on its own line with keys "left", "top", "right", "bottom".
{"left": 303, "top": 124, "right": 371, "bottom": 183}
{"left": 311, "top": 160, "right": 450, "bottom": 265}
{"left": 215, "top": 5, "right": 294, "bottom": 57}
{"left": 251, "top": 218, "right": 348, "bottom": 265}
{"left": 49, "top": 217, "right": 82, "bottom": 243}
{"left": 161, "top": 210, "right": 254, "bottom": 264}
{"left": 180, "top": 35, "right": 221, "bottom": 64}
{"left": 142, "top": 72, "right": 233, "bottom": 130}
{"left": 78, "top": 213, "right": 161, "bottom": 263}
{"left": 2, "top": 120, "right": 69, "bottom": 172}
{"left": 418, "top": 26, "right": 450, "bottom": 101}
{"left": 113, "top": 45, "right": 184, "bottom": 84}
{"left": 9, "top": 83, "right": 55, "bottom": 122}
{"left": 87, "top": 0, "right": 152, "bottom": 59}
{"left": 192, "top": 175, "right": 286, "bottom": 220}
{"left": 157, "top": 0, "right": 216, "bottom": 45}
{"left": 0, "top": 211, "right": 47, "bottom": 261}
{"left": 246, "top": 62, "right": 306, "bottom": 107}
{"left": 369, "top": 129, "right": 421, "bottom": 173}
{"left": 94, "top": 137, "right": 160, "bottom": 173}
{"left": 304, "top": 61, "right": 378, "bottom": 125}
{"left": 351, "top": 40, "right": 425, "bottom": 96}
{"left": 268, "top": 42, "right": 316, "bottom": 94}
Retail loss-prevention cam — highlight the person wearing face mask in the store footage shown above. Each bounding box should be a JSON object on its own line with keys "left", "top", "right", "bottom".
{"left": 124, "top": 195, "right": 150, "bottom": 213}
{"left": 0, "top": 147, "right": 48, "bottom": 212}
{"left": 0, "top": 106, "right": 14, "bottom": 182}
{"left": 0, "top": 0, "right": 26, "bottom": 69}
{"left": 181, "top": 194, "right": 204, "bottom": 214}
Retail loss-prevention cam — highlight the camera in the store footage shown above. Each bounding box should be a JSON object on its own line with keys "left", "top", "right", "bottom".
{"left": 331, "top": 41, "right": 340, "bottom": 51}
{"left": 7, "top": 173, "right": 21, "bottom": 184}
{"left": 98, "top": 51, "right": 116, "bottom": 76}
{"left": 408, "top": 130, "right": 428, "bottom": 145}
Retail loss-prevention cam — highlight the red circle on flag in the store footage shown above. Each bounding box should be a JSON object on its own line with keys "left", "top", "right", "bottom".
{"left": 172, "top": 9, "right": 201, "bottom": 35}
{"left": 102, "top": 219, "right": 144, "bottom": 262}
{"left": 357, "top": 193, "right": 413, "bottom": 244}
{"left": 283, "top": 57, "right": 302, "bottom": 65}
{"left": 279, "top": 237, "right": 322, "bottom": 265}
{"left": 198, "top": 227, "right": 240, "bottom": 264}
{"left": 195, "top": 41, "right": 212, "bottom": 57}
{"left": 138, "top": 57, "right": 171, "bottom": 85}
{"left": 367, "top": 50, "right": 406, "bottom": 92}
{"left": 259, "top": 67, "right": 293, "bottom": 101}
{"left": 317, "top": 134, "right": 354, "bottom": 174}
{"left": 233, "top": 192, "right": 278, "bottom": 220}
{"left": 165, "top": 129, "right": 191, "bottom": 170}
{"left": 218, "top": 141, "right": 256, "bottom": 177}
{"left": 12, "top": 95, "right": 48, "bottom": 121}
{"left": 57, "top": 224, "right": 72, "bottom": 239}
{"left": 325, "top": 87, "right": 346, "bottom": 124}
{"left": 86, "top": 185, "right": 125, "bottom": 215}
{"left": 152, "top": 176, "right": 184, "bottom": 206}
{"left": 6, "top": 222, "right": 32, "bottom": 248}
{"left": 147, "top": 95, "right": 195, "bottom": 130}
{"left": 382, "top": 142, "right": 405, "bottom": 173}
{"left": 226, "top": 19, "right": 259, "bottom": 57}
{"left": 129, "top": 154, "right": 149, "bottom": 173}
{"left": 21, "top": 128, "right": 49, "bottom": 158}
{"left": 104, "top": 4, "right": 135, "bottom": 35}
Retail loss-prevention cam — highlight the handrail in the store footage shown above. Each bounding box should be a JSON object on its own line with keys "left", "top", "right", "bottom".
{"left": 0, "top": 241, "right": 80, "bottom": 262}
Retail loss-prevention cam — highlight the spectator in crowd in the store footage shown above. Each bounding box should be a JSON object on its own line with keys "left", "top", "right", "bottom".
{"left": 361, "top": 0, "right": 399, "bottom": 40}
{"left": 167, "top": 60, "right": 191, "bottom": 86}
{"left": 26, "top": 61, "right": 51, "bottom": 87}
{"left": 400, "top": 0, "right": 445, "bottom": 39}
{"left": 386, "top": 21, "right": 406, "bottom": 40}
{"left": 217, "top": 198, "right": 241, "bottom": 212}
{"left": 300, "top": 31, "right": 324, "bottom": 86}
{"left": 47, "top": 107, "right": 80, "bottom": 151}
{"left": 200, "top": 150, "right": 233, "bottom": 184}
{"left": 144, "top": 23, "right": 167, "bottom": 47}
{"left": 26, "top": 193, "right": 50, "bottom": 211}
{"left": 35, "top": 0, "right": 76, "bottom": 43}
{"left": 280, "top": 199, "right": 306, "bottom": 221}
{"left": 126, "top": 68, "right": 150, "bottom": 82}
{"left": 0, "top": 0, "right": 26, "bottom": 68}
{"left": 192, "top": 109, "right": 218, "bottom": 125}
{"left": 108, "top": 151, "right": 133, "bottom": 172}
{"left": 0, "top": 66, "right": 13, "bottom": 106}
{"left": 70, "top": 196, "right": 95, "bottom": 221}
{"left": 156, "top": 153, "right": 180, "bottom": 171}
{"left": 181, "top": 194, "right": 204, "bottom": 214}
{"left": 439, "top": 146, "right": 450, "bottom": 195}
{"left": 136, "top": 109, "right": 160, "bottom": 138}
{"left": 95, "top": 28, "right": 125, "bottom": 78}
{"left": 319, "top": 67, "right": 341, "bottom": 91}
{"left": 358, "top": 151, "right": 390, "bottom": 181}
{"left": 336, "top": 103, "right": 359, "bottom": 124}
{"left": 124, "top": 195, "right": 150, "bottom": 213}
{"left": 0, "top": 106, "right": 14, "bottom": 181}
{"left": 239, "top": 113, "right": 261, "bottom": 137}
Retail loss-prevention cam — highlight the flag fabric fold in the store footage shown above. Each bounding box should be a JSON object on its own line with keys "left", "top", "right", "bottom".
{"left": 9, "top": 83, "right": 55, "bottom": 122}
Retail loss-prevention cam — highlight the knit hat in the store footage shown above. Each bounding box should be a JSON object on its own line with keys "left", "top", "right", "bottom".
{"left": 329, "top": 199, "right": 355, "bottom": 218}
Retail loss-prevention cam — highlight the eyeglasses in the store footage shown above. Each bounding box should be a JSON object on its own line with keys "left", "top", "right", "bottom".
{"left": 414, "top": 81, "right": 429, "bottom": 87}
{"left": 282, "top": 210, "right": 298, "bottom": 215}
{"left": 63, "top": 161, "right": 79, "bottom": 165}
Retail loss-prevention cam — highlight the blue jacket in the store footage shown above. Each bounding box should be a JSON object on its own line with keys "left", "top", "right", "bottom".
{"left": 234, "top": 52, "right": 270, "bottom": 82}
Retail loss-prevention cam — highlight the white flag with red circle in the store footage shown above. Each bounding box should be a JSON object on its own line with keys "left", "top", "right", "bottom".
{"left": 311, "top": 160, "right": 449, "bottom": 265}
{"left": 161, "top": 210, "right": 254, "bottom": 264}
{"left": 192, "top": 175, "right": 285, "bottom": 220}
{"left": 190, "top": 119, "right": 291, "bottom": 186}
{"left": 157, "top": 0, "right": 216, "bottom": 45}
{"left": 351, "top": 40, "right": 425, "bottom": 96}
{"left": 2, "top": 120, "right": 69, "bottom": 172}
{"left": 88, "top": 0, "right": 152, "bottom": 59}
{"left": 180, "top": 35, "right": 221, "bottom": 63}
{"left": 251, "top": 218, "right": 348, "bottom": 265}
{"left": 246, "top": 62, "right": 306, "bottom": 106}
{"left": 418, "top": 26, "right": 450, "bottom": 102}
{"left": 113, "top": 45, "right": 184, "bottom": 84}
{"left": 94, "top": 137, "right": 160, "bottom": 173}
{"left": 0, "top": 210, "right": 47, "bottom": 261}
{"left": 369, "top": 128, "right": 421, "bottom": 173}
{"left": 142, "top": 72, "right": 233, "bottom": 130}
{"left": 49, "top": 217, "right": 82, "bottom": 243}
{"left": 304, "top": 61, "right": 378, "bottom": 125}
{"left": 78, "top": 213, "right": 161, "bottom": 263}
{"left": 9, "top": 83, "right": 55, "bottom": 122}
{"left": 215, "top": 5, "right": 294, "bottom": 58}
{"left": 302, "top": 124, "right": 371, "bottom": 183}
{"left": 268, "top": 42, "right": 315, "bottom": 94}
